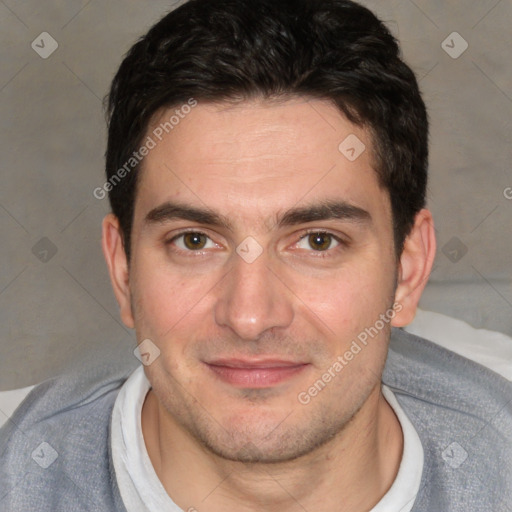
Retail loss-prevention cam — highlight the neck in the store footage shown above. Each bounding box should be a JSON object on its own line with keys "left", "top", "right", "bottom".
{"left": 142, "top": 383, "right": 403, "bottom": 512}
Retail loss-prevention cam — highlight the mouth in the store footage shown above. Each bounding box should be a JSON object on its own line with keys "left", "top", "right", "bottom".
{"left": 204, "top": 358, "right": 310, "bottom": 388}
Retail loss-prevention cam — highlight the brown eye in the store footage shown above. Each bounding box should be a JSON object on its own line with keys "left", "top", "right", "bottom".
{"left": 168, "top": 231, "right": 219, "bottom": 254}
{"left": 182, "top": 232, "right": 208, "bottom": 250}
{"left": 307, "top": 232, "right": 335, "bottom": 251}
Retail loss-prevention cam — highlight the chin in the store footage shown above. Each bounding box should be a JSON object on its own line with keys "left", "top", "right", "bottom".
{"left": 190, "top": 407, "right": 350, "bottom": 465}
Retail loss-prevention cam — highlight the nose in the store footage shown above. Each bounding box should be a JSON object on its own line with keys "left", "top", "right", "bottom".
{"left": 214, "top": 248, "right": 294, "bottom": 341}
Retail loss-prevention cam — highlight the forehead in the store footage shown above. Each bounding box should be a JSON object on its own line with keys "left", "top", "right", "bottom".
{"left": 134, "top": 98, "right": 390, "bottom": 230}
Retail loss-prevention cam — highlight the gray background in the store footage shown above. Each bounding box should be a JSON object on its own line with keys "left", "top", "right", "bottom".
{"left": 1, "top": 0, "right": 511, "bottom": 390}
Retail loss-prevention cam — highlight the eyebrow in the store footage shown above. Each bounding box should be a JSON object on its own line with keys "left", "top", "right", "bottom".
{"left": 278, "top": 200, "right": 371, "bottom": 227}
{"left": 145, "top": 203, "right": 233, "bottom": 229}
{"left": 143, "top": 200, "right": 371, "bottom": 230}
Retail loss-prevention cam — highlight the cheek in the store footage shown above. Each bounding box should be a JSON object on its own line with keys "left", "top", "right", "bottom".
{"left": 131, "top": 261, "right": 213, "bottom": 341}
{"left": 289, "top": 259, "right": 395, "bottom": 337}
{"left": 131, "top": 270, "right": 211, "bottom": 381}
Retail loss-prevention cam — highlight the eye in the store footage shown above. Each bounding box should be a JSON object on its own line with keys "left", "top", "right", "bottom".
{"left": 171, "top": 232, "right": 217, "bottom": 251}
{"left": 296, "top": 232, "right": 340, "bottom": 252}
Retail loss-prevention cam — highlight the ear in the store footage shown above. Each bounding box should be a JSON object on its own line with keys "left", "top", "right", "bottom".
{"left": 101, "top": 213, "right": 135, "bottom": 329}
{"left": 391, "top": 209, "right": 436, "bottom": 327}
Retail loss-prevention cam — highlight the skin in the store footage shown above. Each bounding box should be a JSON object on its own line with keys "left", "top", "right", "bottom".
{"left": 102, "top": 97, "right": 436, "bottom": 512}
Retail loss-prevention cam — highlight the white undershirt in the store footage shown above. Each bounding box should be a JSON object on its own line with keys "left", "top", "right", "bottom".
{"left": 111, "top": 366, "right": 423, "bottom": 512}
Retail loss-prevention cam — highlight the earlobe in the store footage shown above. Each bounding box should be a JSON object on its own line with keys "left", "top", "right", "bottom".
{"left": 391, "top": 209, "right": 436, "bottom": 327}
{"left": 101, "top": 214, "right": 135, "bottom": 329}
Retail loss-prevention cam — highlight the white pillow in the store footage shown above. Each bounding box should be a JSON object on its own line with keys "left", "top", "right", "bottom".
{"left": 405, "top": 309, "right": 512, "bottom": 381}
{"left": 0, "top": 385, "right": 35, "bottom": 429}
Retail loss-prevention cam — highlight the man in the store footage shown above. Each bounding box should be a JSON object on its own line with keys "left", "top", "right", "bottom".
{"left": 1, "top": 0, "right": 511, "bottom": 510}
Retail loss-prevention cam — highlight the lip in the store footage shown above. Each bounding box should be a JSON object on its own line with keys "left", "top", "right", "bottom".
{"left": 205, "top": 358, "right": 309, "bottom": 388}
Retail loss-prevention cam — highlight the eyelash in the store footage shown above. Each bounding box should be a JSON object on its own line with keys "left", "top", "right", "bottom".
{"left": 165, "top": 229, "right": 348, "bottom": 256}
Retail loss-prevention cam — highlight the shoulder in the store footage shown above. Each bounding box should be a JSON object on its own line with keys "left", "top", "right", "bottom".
{"left": 384, "top": 328, "right": 512, "bottom": 510}
{"left": 0, "top": 361, "right": 136, "bottom": 511}
{"left": 384, "top": 327, "right": 512, "bottom": 420}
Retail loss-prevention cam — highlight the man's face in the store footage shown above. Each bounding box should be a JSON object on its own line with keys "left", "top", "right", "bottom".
{"left": 126, "top": 98, "right": 399, "bottom": 462}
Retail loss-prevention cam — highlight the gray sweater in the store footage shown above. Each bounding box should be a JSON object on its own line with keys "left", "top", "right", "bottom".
{"left": 1, "top": 328, "right": 511, "bottom": 511}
